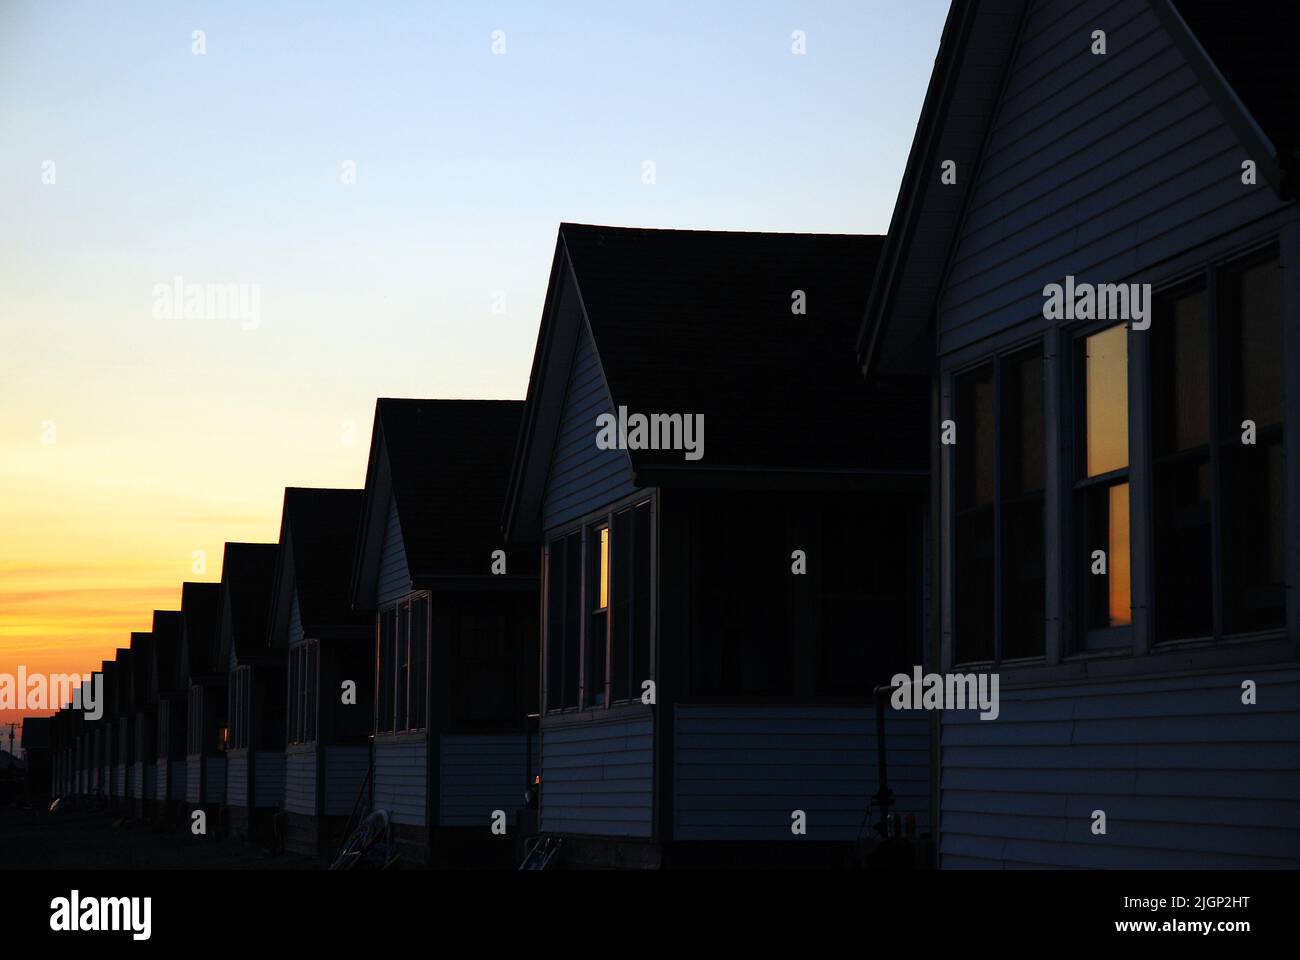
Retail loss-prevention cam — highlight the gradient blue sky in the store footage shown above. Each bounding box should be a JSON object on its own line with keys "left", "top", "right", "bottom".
{"left": 0, "top": 0, "right": 946, "bottom": 737}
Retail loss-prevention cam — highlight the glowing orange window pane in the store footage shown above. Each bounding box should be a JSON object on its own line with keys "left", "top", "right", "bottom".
{"left": 598, "top": 527, "right": 609, "bottom": 610}
{"left": 1108, "top": 483, "right": 1131, "bottom": 627}
{"left": 1085, "top": 325, "right": 1128, "bottom": 477}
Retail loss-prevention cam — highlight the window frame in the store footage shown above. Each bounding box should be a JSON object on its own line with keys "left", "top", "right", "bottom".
{"left": 950, "top": 339, "right": 1049, "bottom": 667}
{"left": 1069, "top": 319, "right": 1134, "bottom": 653}
{"left": 1147, "top": 246, "right": 1286, "bottom": 646}
{"left": 373, "top": 592, "right": 431, "bottom": 735}
{"left": 939, "top": 232, "right": 1291, "bottom": 681}
{"left": 543, "top": 490, "right": 657, "bottom": 717}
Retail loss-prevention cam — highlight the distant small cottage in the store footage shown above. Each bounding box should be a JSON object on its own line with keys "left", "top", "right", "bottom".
{"left": 112, "top": 647, "right": 132, "bottom": 809}
{"left": 181, "top": 581, "right": 227, "bottom": 819}
{"left": 268, "top": 487, "right": 373, "bottom": 860}
{"left": 503, "top": 224, "right": 932, "bottom": 867}
{"left": 217, "top": 542, "right": 281, "bottom": 841}
{"left": 150, "top": 609, "right": 186, "bottom": 820}
{"left": 351, "top": 399, "right": 539, "bottom": 867}
{"left": 128, "top": 630, "right": 155, "bottom": 819}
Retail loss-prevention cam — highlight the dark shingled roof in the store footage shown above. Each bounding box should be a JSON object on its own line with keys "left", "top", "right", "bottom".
{"left": 281, "top": 487, "right": 369, "bottom": 629}
{"left": 180, "top": 581, "right": 223, "bottom": 679}
{"left": 21, "top": 717, "right": 51, "bottom": 751}
{"left": 150, "top": 611, "right": 183, "bottom": 698}
{"left": 560, "top": 224, "right": 927, "bottom": 474}
{"left": 1174, "top": 1, "right": 1300, "bottom": 166}
{"left": 376, "top": 398, "right": 535, "bottom": 578}
{"left": 129, "top": 632, "right": 153, "bottom": 709}
{"left": 220, "top": 542, "right": 278, "bottom": 661}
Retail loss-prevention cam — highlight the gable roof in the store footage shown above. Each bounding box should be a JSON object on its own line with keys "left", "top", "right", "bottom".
{"left": 858, "top": 0, "right": 1299, "bottom": 377}
{"left": 1166, "top": 1, "right": 1300, "bottom": 186}
{"left": 179, "top": 581, "right": 223, "bottom": 682}
{"left": 217, "top": 542, "right": 278, "bottom": 666}
{"left": 149, "top": 610, "right": 184, "bottom": 699}
{"left": 21, "top": 717, "right": 51, "bottom": 752}
{"left": 505, "top": 223, "right": 925, "bottom": 538}
{"left": 352, "top": 398, "right": 535, "bottom": 603}
{"left": 128, "top": 632, "right": 154, "bottom": 709}
{"left": 113, "top": 647, "right": 132, "bottom": 713}
{"left": 269, "top": 487, "right": 369, "bottom": 646}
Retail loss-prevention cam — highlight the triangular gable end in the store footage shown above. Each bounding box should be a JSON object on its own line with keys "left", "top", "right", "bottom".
{"left": 376, "top": 494, "right": 412, "bottom": 606}
{"left": 540, "top": 320, "right": 637, "bottom": 534}
{"left": 288, "top": 590, "right": 304, "bottom": 647}
{"left": 937, "top": 0, "right": 1289, "bottom": 355}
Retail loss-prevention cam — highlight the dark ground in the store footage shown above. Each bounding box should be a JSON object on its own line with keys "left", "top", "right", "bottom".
{"left": 0, "top": 801, "right": 319, "bottom": 870}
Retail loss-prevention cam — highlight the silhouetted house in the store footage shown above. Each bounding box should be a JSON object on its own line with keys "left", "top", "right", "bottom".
{"left": 150, "top": 610, "right": 186, "bottom": 818}
{"left": 129, "top": 631, "right": 155, "bottom": 819}
{"left": 502, "top": 224, "right": 930, "bottom": 868}
{"left": 113, "top": 647, "right": 132, "bottom": 808}
{"left": 181, "top": 581, "right": 227, "bottom": 817}
{"left": 352, "top": 399, "right": 539, "bottom": 867}
{"left": 269, "top": 488, "right": 373, "bottom": 860}
{"left": 70, "top": 699, "right": 87, "bottom": 799}
{"left": 50, "top": 711, "right": 67, "bottom": 799}
{"left": 97, "top": 659, "right": 119, "bottom": 802}
{"left": 858, "top": 0, "right": 1300, "bottom": 867}
{"left": 218, "top": 542, "right": 282, "bottom": 841}
{"left": 21, "top": 717, "right": 51, "bottom": 803}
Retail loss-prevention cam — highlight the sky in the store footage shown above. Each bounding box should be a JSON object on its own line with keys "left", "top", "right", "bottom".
{"left": 0, "top": 0, "right": 947, "bottom": 746}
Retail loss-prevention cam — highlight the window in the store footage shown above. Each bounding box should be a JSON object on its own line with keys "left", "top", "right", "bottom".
{"left": 288, "top": 641, "right": 319, "bottom": 744}
{"left": 587, "top": 525, "right": 609, "bottom": 707}
{"left": 1221, "top": 255, "right": 1284, "bottom": 633}
{"left": 545, "top": 500, "right": 653, "bottom": 711}
{"left": 1152, "top": 284, "right": 1213, "bottom": 639}
{"left": 375, "top": 595, "right": 429, "bottom": 733}
{"left": 610, "top": 503, "right": 652, "bottom": 703}
{"left": 1075, "top": 324, "right": 1131, "bottom": 646}
{"left": 376, "top": 609, "right": 395, "bottom": 734}
{"left": 953, "top": 344, "right": 1046, "bottom": 664}
{"left": 1152, "top": 252, "right": 1284, "bottom": 640}
{"left": 545, "top": 532, "right": 583, "bottom": 710}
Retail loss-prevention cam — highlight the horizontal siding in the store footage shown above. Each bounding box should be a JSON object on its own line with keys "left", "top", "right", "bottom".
{"left": 226, "top": 750, "right": 249, "bottom": 808}
{"left": 206, "top": 756, "right": 227, "bottom": 804}
{"left": 132, "top": 761, "right": 153, "bottom": 801}
{"left": 940, "top": 669, "right": 1300, "bottom": 868}
{"left": 541, "top": 325, "right": 638, "bottom": 532}
{"left": 439, "top": 734, "right": 528, "bottom": 828}
{"left": 285, "top": 746, "right": 317, "bottom": 816}
{"left": 185, "top": 755, "right": 202, "bottom": 804}
{"left": 114, "top": 765, "right": 126, "bottom": 798}
{"left": 288, "top": 592, "right": 304, "bottom": 648}
{"left": 324, "top": 745, "right": 369, "bottom": 817}
{"left": 674, "top": 705, "right": 931, "bottom": 841}
{"left": 376, "top": 496, "right": 411, "bottom": 607}
{"left": 373, "top": 736, "right": 426, "bottom": 826}
{"left": 938, "top": 0, "right": 1287, "bottom": 354}
{"left": 540, "top": 713, "right": 653, "bottom": 837}
{"left": 254, "top": 752, "right": 284, "bottom": 807}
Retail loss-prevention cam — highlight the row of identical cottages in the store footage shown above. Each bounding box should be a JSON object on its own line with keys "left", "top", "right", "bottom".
{"left": 46, "top": 0, "right": 1300, "bottom": 867}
